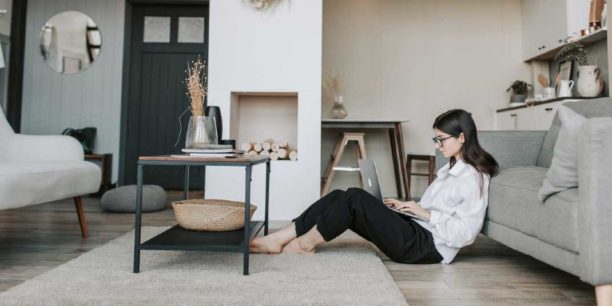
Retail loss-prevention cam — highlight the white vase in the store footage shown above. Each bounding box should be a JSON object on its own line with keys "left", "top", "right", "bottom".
{"left": 576, "top": 65, "right": 605, "bottom": 97}
{"left": 331, "top": 95, "right": 347, "bottom": 119}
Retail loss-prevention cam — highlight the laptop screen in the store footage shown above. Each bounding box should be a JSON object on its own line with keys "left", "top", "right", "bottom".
{"left": 358, "top": 159, "right": 383, "bottom": 202}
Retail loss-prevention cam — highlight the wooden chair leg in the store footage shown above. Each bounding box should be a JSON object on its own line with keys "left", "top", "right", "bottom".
{"left": 428, "top": 156, "right": 436, "bottom": 184}
{"left": 73, "top": 196, "right": 89, "bottom": 239}
{"left": 405, "top": 155, "right": 412, "bottom": 200}
{"left": 597, "top": 284, "right": 612, "bottom": 306}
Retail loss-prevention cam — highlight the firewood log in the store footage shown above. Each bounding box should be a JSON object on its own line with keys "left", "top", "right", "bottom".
{"left": 241, "top": 142, "right": 252, "bottom": 152}
{"left": 289, "top": 150, "right": 298, "bottom": 161}
{"left": 262, "top": 142, "right": 272, "bottom": 151}
{"left": 269, "top": 152, "right": 279, "bottom": 160}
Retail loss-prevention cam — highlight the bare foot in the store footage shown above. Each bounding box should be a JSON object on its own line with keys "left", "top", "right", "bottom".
{"left": 281, "top": 238, "right": 315, "bottom": 254}
{"left": 249, "top": 236, "right": 282, "bottom": 254}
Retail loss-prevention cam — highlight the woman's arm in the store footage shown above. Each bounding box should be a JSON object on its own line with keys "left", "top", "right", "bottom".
{"left": 383, "top": 199, "right": 432, "bottom": 221}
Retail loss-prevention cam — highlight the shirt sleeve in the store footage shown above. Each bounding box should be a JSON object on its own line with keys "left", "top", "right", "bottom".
{"left": 427, "top": 173, "right": 489, "bottom": 248}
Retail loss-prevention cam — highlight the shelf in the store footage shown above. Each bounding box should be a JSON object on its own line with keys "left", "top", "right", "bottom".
{"left": 496, "top": 96, "right": 603, "bottom": 113}
{"left": 525, "top": 29, "right": 607, "bottom": 62}
{"left": 141, "top": 222, "right": 264, "bottom": 252}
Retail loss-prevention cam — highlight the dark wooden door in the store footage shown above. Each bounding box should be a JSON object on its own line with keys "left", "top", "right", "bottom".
{"left": 124, "top": 4, "right": 208, "bottom": 189}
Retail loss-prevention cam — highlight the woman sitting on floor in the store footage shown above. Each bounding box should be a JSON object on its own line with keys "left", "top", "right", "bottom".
{"left": 250, "top": 109, "right": 498, "bottom": 264}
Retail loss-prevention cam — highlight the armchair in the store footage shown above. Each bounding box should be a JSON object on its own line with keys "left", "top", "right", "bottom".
{"left": 0, "top": 109, "right": 101, "bottom": 238}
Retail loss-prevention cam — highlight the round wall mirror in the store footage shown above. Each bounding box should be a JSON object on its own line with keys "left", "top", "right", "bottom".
{"left": 39, "top": 11, "right": 102, "bottom": 74}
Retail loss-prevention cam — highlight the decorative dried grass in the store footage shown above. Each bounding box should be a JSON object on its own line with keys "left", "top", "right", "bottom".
{"left": 185, "top": 57, "right": 207, "bottom": 117}
{"left": 323, "top": 70, "right": 343, "bottom": 102}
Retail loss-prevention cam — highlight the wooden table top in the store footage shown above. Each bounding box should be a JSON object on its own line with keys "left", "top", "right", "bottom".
{"left": 138, "top": 155, "right": 269, "bottom": 163}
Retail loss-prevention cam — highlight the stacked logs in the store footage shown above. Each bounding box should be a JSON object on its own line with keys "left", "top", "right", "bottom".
{"left": 240, "top": 139, "right": 298, "bottom": 161}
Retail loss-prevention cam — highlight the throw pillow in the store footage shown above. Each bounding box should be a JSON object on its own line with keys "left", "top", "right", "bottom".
{"left": 538, "top": 105, "right": 586, "bottom": 201}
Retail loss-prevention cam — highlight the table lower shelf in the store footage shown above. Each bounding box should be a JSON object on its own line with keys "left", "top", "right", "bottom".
{"left": 141, "top": 221, "right": 264, "bottom": 252}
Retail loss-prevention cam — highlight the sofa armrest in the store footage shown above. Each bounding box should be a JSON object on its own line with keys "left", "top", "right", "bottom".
{"left": 578, "top": 118, "right": 612, "bottom": 285}
{"left": 7, "top": 134, "right": 84, "bottom": 162}
{"left": 435, "top": 130, "right": 546, "bottom": 170}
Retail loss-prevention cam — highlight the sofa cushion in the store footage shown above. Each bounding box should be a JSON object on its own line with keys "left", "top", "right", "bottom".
{"left": 488, "top": 167, "right": 547, "bottom": 237}
{"left": 488, "top": 167, "right": 579, "bottom": 253}
{"left": 537, "top": 188, "right": 579, "bottom": 253}
{"left": 537, "top": 98, "right": 612, "bottom": 167}
{"left": 539, "top": 106, "right": 585, "bottom": 201}
{"left": 0, "top": 161, "right": 101, "bottom": 210}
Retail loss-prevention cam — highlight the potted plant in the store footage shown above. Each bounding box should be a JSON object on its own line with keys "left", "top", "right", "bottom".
{"left": 554, "top": 42, "right": 604, "bottom": 97}
{"left": 506, "top": 80, "right": 532, "bottom": 103}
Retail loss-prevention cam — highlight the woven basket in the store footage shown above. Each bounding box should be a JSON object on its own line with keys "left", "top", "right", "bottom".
{"left": 172, "top": 199, "right": 257, "bottom": 231}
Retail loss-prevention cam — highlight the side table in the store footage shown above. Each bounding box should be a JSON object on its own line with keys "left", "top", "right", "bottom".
{"left": 133, "top": 155, "right": 270, "bottom": 275}
{"left": 84, "top": 153, "right": 113, "bottom": 196}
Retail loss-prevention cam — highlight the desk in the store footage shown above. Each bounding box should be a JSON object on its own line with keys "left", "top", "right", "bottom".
{"left": 133, "top": 155, "right": 270, "bottom": 275}
{"left": 322, "top": 119, "right": 409, "bottom": 199}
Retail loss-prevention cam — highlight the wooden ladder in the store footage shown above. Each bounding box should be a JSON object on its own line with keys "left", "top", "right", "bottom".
{"left": 321, "top": 132, "right": 367, "bottom": 196}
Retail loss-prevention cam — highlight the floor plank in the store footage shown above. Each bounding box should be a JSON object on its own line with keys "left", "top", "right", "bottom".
{"left": 0, "top": 195, "right": 596, "bottom": 305}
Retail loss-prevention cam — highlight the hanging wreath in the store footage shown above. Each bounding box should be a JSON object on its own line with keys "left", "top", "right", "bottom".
{"left": 245, "top": 0, "right": 281, "bottom": 10}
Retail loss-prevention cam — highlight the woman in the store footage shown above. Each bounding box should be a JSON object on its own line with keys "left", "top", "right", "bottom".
{"left": 250, "top": 109, "right": 498, "bottom": 264}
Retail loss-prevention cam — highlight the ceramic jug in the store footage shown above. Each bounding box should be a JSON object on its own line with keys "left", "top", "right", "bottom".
{"left": 557, "top": 80, "right": 574, "bottom": 98}
{"left": 576, "top": 65, "right": 604, "bottom": 97}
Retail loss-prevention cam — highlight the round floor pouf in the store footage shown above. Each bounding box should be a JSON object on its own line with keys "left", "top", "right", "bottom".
{"left": 101, "top": 185, "right": 167, "bottom": 213}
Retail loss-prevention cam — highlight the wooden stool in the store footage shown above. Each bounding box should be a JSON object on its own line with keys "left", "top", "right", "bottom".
{"left": 406, "top": 154, "right": 435, "bottom": 200}
{"left": 321, "top": 133, "right": 367, "bottom": 196}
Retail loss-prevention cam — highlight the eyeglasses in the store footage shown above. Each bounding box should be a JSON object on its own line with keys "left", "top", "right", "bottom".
{"left": 432, "top": 135, "right": 457, "bottom": 147}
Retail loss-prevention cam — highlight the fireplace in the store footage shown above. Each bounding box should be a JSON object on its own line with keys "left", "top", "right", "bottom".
{"left": 229, "top": 92, "right": 298, "bottom": 161}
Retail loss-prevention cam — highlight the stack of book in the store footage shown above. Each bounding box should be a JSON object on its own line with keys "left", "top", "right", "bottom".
{"left": 171, "top": 144, "right": 245, "bottom": 158}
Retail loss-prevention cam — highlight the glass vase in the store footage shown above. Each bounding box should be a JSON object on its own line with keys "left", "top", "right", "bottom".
{"left": 185, "top": 116, "right": 218, "bottom": 149}
{"left": 332, "top": 102, "right": 348, "bottom": 119}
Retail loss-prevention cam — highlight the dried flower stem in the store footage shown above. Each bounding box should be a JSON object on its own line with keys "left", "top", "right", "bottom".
{"left": 323, "top": 70, "right": 343, "bottom": 102}
{"left": 185, "top": 57, "right": 207, "bottom": 117}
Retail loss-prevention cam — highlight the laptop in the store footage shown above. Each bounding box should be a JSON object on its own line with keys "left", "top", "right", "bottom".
{"left": 358, "top": 159, "right": 427, "bottom": 221}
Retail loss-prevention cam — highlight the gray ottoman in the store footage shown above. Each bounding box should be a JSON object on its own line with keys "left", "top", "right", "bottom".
{"left": 101, "top": 185, "right": 167, "bottom": 212}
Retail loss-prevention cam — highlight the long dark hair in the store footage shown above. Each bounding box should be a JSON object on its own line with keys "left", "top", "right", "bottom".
{"left": 433, "top": 109, "right": 498, "bottom": 196}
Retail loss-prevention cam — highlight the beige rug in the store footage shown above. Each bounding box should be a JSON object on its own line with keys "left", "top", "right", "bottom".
{"left": 0, "top": 227, "right": 407, "bottom": 305}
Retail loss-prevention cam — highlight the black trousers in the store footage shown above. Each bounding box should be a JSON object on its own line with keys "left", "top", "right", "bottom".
{"left": 292, "top": 188, "right": 442, "bottom": 264}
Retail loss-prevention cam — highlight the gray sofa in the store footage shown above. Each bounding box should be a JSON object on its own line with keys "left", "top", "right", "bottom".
{"left": 435, "top": 99, "right": 612, "bottom": 292}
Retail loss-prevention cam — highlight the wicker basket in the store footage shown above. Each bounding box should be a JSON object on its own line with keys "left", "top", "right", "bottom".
{"left": 172, "top": 199, "right": 257, "bottom": 231}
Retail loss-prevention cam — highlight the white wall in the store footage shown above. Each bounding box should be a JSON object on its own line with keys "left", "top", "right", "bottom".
{"left": 322, "top": 0, "right": 530, "bottom": 198}
{"left": 206, "top": 0, "right": 322, "bottom": 220}
{"left": 20, "top": 0, "right": 125, "bottom": 183}
{"left": 0, "top": 0, "right": 12, "bottom": 36}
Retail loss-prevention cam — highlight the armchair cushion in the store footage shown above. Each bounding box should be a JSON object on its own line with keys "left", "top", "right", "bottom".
{"left": 0, "top": 161, "right": 101, "bottom": 210}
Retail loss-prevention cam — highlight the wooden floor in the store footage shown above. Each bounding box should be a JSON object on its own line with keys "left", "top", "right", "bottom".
{"left": 0, "top": 195, "right": 595, "bottom": 305}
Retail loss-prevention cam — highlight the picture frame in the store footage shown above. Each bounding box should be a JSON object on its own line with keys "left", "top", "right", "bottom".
{"left": 558, "top": 60, "right": 573, "bottom": 82}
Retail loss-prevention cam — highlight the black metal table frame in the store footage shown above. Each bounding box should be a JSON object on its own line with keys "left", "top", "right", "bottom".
{"left": 133, "top": 158, "right": 270, "bottom": 275}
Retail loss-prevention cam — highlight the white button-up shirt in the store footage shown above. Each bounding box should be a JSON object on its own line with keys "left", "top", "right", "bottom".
{"left": 414, "top": 158, "right": 490, "bottom": 264}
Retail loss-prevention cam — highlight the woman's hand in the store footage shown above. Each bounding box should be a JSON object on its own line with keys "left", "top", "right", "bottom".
{"left": 383, "top": 198, "right": 431, "bottom": 221}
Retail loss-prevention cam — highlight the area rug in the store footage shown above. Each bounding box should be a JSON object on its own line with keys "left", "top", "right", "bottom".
{"left": 0, "top": 227, "right": 407, "bottom": 305}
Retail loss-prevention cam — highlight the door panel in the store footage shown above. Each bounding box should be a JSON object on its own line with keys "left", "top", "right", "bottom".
{"left": 124, "top": 4, "right": 209, "bottom": 189}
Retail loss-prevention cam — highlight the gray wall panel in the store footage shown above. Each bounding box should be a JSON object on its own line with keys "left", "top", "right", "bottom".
{"left": 21, "top": 0, "right": 125, "bottom": 183}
